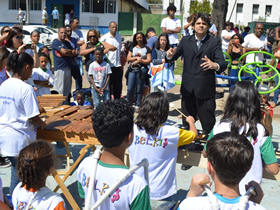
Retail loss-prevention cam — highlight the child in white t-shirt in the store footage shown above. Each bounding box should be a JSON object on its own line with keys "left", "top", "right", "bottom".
{"left": 128, "top": 92, "right": 197, "bottom": 200}
{"left": 0, "top": 52, "right": 45, "bottom": 195}
{"left": 88, "top": 47, "right": 111, "bottom": 107}
{"left": 32, "top": 52, "right": 54, "bottom": 96}
{"left": 77, "top": 99, "right": 151, "bottom": 209}
{"left": 179, "top": 132, "right": 265, "bottom": 210}
{"left": 12, "top": 141, "right": 66, "bottom": 210}
{"left": 203, "top": 81, "right": 279, "bottom": 195}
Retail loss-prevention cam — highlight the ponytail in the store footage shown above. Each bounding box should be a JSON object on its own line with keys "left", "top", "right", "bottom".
{"left": 7, "top": 51, "right": 34, "bottom": 74}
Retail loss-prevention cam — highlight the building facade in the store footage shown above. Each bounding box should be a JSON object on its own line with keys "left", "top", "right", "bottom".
{"left": 174, "top": 0, "right": 280, "bottom": 26}
{"left": 0, "top": 0, "right": 149, "bottom": 33}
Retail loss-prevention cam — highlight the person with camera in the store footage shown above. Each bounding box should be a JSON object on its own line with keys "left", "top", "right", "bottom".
{"left": 126, "top": 32, "right": 151, "bottom": 109}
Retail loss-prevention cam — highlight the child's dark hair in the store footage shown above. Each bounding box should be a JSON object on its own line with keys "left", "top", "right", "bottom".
{"left": 94, "top": 47, "right": 104, "bottom": 54}
{"left": 155, "top": 33, "right": 170, "bottom": 51}
{"left": 92, "top": 99, "right": 134, "bottom": 148}
{"left": 17, "top": 141, "right": 55, "bottom": 190}
{"left": 206, "top": 132, "right": 254, "bottom": 186}
{"left": 231, "top": 33, "right": 244, "bottom": 44}
{"left": 222, "top": 81, "right": 262, "bottom": 140}
{"left": 136, "top": 92, "right": 169, "bottom": 135}
{"left": 38, "top": 46, "right": 51, "bottom": 65}
{"left": 75, "top": 90, "right": 84, "bottom": 98}
{"left": 38, "top": 52, "right": 50, "bottom": 64}
{"left": 6, "top": 51, "right": 34, "bottom": 74}
{"left": 0, "top": 46, "right": 10, "bottom": 65}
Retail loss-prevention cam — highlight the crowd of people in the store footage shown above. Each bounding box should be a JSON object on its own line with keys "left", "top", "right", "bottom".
{"left": 0, "top": 3, "right": 279, "bottom": 209}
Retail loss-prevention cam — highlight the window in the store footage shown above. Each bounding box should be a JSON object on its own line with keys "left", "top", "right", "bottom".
{"left": 82, "top": 0, "right": 116, "bottom": 13}
{"left": 29, "top": 0, "right": 42, "bottom": 10}
{"left": 236, "top": 3, "right": 243, "bottom": 13}
{"left": 265, "top": 5, "right": 272, "bottom": 16}
{"left": 252, "top": 4, "right": 259, "bottom": 14}
{"left": 9, "top": 0, "right": 26, "bottom": 10}
{"left": 9, "top": 0, "right": 41, "bottom": 10}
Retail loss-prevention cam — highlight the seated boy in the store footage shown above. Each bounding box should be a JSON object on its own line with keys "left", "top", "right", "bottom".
{"left": 77, "top": 99, "right": 151, "bottom": 209}
{"left": 179, "top": 132, "right": 265, "bottom": 210}
{"left": 71, "top": 91, "right": 92, "bottom": 106}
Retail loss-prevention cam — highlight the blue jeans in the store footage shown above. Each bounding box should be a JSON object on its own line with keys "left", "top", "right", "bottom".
{"left": 91, "top": 88, "right": 109, "bottom": 107}
{"left": 127, "top": 70, "right": 144, "bottom": 106}
{"left": 7, "top": 157, "right": 19, "bottom": 195}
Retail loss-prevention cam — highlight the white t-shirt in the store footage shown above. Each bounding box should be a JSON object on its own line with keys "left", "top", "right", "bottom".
{"left": 88, "top": 61, "right": 112, "bottom": 89}
{"left": 207, "top": 121, "right": 277, "bottom": 195}
{"left": 42, "top": 9, "right": 48, "bottom": 20}
{"left": 128, "top": 124, "right": 196, "bottom": 200}
{"left": 221, "top": 29, "right": 236, "bottom": 51}
{"left": 100, "top": 32, "right": 122, "bottom": 67}
{"left": 32, "top": 67, "right": 54, "bottom": 96}
{"left": 242, "top": 33, "right": 268, "bottom": 63}
{"left": 12, "top": 183, "right": 65, "bottom": 210}
{"left": 77, "top": 156, "right": 150, "bottom": 210}
{"left": 161, "top": 17, "right": 181, "bottom": 45}
{"left": 179, "top": 193, "right": 265, "bottom": 210}
{"left": 0, "top": 78, "right": 39, "bottom": 156}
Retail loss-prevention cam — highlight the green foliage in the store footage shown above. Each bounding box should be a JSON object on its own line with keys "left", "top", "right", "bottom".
{"left": 146, "top": 0, "right": 162, "bottom": 4}
{"left": 189, "top": 0, "right": 212, "bottom": 15}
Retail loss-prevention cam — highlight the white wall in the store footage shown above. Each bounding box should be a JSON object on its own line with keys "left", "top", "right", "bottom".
{"left": 227, "top": 0, "right": 280, "bottom": 26}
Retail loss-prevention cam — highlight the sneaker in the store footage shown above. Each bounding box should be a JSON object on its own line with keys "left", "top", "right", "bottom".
{"left": 0, "top": 157, "right": 11, "bottom": 168}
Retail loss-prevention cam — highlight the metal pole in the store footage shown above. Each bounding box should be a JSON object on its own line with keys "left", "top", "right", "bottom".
{"left": 26, "top": 0, "right": 30, "bottom": 24}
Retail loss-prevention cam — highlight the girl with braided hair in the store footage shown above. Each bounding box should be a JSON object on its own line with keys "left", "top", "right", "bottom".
{"left": 12, "top": 141, "right": 66, "bottom": 209}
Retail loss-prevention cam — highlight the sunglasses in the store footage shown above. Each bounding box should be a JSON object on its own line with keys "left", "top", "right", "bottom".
{"left": 88, "top": 35, "right": 97, "bottom": 39}
{"left": 4, "top": 30, "right": 10, "bottom": 33}
{"left": 16, "top": 35, "right": 24, "bottom": 40}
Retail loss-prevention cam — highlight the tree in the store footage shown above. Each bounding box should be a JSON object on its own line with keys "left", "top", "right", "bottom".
{"left": 189, "top": 0, "right": 212, "bottom": 15}
{"left": 211, "top": 0, "right": 228, "bottom": 37}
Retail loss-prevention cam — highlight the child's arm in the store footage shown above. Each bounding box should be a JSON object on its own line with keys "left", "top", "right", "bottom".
{"left": 101, "top": 74, "right": 110, "bottom": 93}
{"left": 177, "top": 116, "right": 198, "bottom": 147}
{"left": 187, "top": 173, "right": 211, "bottom": 197}
{"left": 264, "top": 163, "right": 279, "bottom": 175}
{"left": 29, "top": 115, "right": 46, "bottom": 128}
{"left": 33, "top": 80, "right": 53, "bottom": 88}
{"left": 89, "top": 75, "right": 101, "bottom": 94}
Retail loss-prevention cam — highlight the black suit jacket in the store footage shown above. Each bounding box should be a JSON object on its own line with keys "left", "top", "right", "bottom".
{"left": 171, "top": 33, "right": 227, "bottom": 99}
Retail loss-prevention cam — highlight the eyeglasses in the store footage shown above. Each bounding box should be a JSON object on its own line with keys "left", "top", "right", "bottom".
{"left": 15, "top": 35, "right": 24, "bottom": 40}
{"left": 88, "top": 35, "right": 97, "bottom": 39}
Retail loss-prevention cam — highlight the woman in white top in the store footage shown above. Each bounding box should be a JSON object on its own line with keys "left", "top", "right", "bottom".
{"left": 221, "top": 21, "right": 236, "bottom": 52}
{"left": 0, "top": 51, "right": 45, "bottom": 195}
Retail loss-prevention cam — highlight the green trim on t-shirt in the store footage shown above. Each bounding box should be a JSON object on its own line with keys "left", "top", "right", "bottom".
{"left": 130, "top": 186, "right": 151, "bottom": 210}
{"left": 260, "top": 136, "right": 277, "bottom": 164}
{"left": 204, "top": 129, "right": 214, "bottom": 151}
{"left": 98, "top": 160, "right": 129, "bottom": 169}
{"left": 77, "top": 181, "right": 85, "bottom": 199}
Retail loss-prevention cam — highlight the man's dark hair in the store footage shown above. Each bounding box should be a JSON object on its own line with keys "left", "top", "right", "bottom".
{"left": 192, "top": 13, "right": 210, "bottom": 27}
{"left": 167, "top": 4, "right": 176, "bottom": 14}
{"left": 206, "top": 132, "right": 254, "bottom": 186}
{"left": 92, "top": 99, "right": 134, "bottom": 148}
{"left": 70, "top": 17, "right": 79, "bottom": 24}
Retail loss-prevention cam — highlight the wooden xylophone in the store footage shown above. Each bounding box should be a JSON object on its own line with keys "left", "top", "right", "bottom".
{"left": 37, "top": 104, "right": 99, "bottom": 210}
{"left": 37, "top": 94, "right": 67, "bottom": 108}
{"left": 38, "top": 105, "right": 100, "bottom": 145}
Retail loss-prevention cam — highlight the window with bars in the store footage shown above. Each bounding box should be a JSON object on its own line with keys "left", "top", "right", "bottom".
{"left": 236, "top": 3, "right": 243, "bottom": 13}
{"left": 252, "top": 4, "right": 259, "bottom": 15}
{"left": 82, "top": 0, "right": 116, "bottom": 13}
{"left": 9, "top": 0, "right": 41, "bottom": 10}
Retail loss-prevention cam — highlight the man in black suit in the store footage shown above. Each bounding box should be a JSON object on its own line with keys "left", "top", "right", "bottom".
{"left": 167, "top": 13, "right": 227, "bottom": 134}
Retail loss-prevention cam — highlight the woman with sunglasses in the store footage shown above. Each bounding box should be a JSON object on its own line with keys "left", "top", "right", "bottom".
{"left": 0, "top": 26, "right": 10, "bottom": 46}
{"left": 80, "top": 29, "right": 113, "bottom": 72}
{"left": 5, "top": 27, "right": 25, "bottom": 53}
